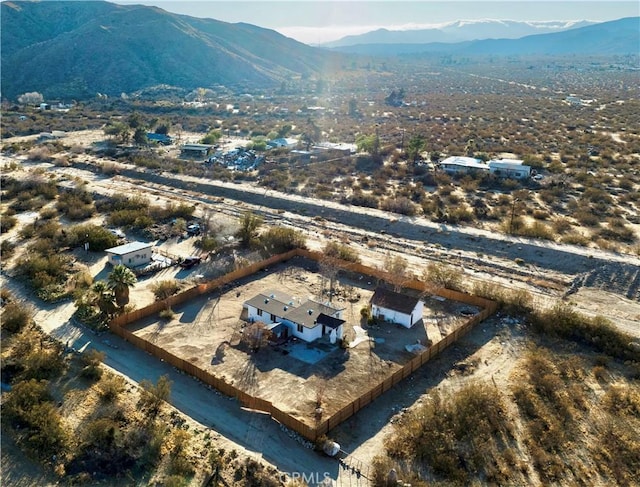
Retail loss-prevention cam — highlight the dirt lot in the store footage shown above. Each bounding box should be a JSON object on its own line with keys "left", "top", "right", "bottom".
{"left": 125, "top": 256, "right": 476, "bottom": 426}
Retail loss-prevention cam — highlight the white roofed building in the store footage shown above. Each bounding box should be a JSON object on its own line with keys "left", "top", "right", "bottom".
{"left": 439, "top": 156, "right": 488, "bottom": 175}
{"left": 105, "top": 241, "right": 153, "bottom": 267}
{"left": 488, "top": 159, "right": 531, "bottom": 179}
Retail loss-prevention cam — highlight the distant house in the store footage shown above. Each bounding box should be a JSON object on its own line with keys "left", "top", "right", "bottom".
{"left": 147, "top": 133, "right": 174, "bottom": 145}
{"left": 267, "top": 137, "right": 298, "bottom": 149}
{"left": 105, "top": 241, "right": 153, "bottom": 268}
{"left": 312, "top": 142, "right": 356, "bottom": 157}
{"left": 439, "top": 156, "right": 489, "bottom": 174}
{"left": 243, "top": 290, "right": 345, "bottom": 343}
{"left": 180, "top": 143, "right": 214, "bottom": 159}
{"left": 370, "top": 287, "right": 424, "bottom": 328}
{"left": 488, "top": 159, "right": 531, "bottom": 179}
{"left": 439, "top": 156, "right": 488, "bottom": 175}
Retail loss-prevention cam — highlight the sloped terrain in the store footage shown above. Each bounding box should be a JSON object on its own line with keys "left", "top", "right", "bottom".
{"left": 1, "top": 1, "right": 335, "bottom": 99}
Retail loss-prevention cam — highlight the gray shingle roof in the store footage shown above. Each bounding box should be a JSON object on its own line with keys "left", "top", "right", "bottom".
{"left": 371, "top": 287, "right": 420, "bottom": 314}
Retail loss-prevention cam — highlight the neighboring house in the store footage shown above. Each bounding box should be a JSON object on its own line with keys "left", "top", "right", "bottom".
{"left": 370, "top": 287, "right": 424, "bottom": 328}
{"left": 147, "top": 133, "right": 174, "bottom": 145}
{"left": 180, "top": 143, "right": 214, "bottom": 159}
{"left": 488, "top": 159, "right": 531, "bottom": 179}
{"left": 312, "top": 142, "right": 356, "bottom": 156}
{"left": 439, "top": 156, "right": 488, "bottom": 175}
{"left": 267, "top": 137, "right": 298, "bottom": 149}
{"left": 105, "top": 241, "right": 153, "bottom": 267}
{"left": 243, "top": 290, "right": 345, "bottom": 343}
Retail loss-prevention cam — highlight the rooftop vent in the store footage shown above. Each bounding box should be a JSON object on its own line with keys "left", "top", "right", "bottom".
{"left": 308, "top": 309, "right": 313, "bottom": 315}
{"left": 264, "top": 298, "right": 269, "bottom": 304}
{"left": 283, "top": 306, "right": 288, "bottom": 311}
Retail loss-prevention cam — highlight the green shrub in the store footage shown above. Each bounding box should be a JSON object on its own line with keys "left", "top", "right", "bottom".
{"left": 529, "top": 305, "right": 640, "bottom": 362}
{"left": 259, "top": 227, "right": 306, "bottom": 254}
{"left": 1, "top": 213, "right": 18, "bottom": 233}
{"left": 152, "top": 281, "right": 180, "bottom": 301}
{"left": 1, "top": 301, "right": 32, "bottom": 333}
{"left": 323, "top": 241, "right": 361, "bottom": 263}
{"left": 65, "top": 224, "right": 118, "bottom": 251}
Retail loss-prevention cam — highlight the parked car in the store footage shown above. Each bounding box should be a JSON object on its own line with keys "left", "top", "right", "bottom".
{"left": 186, "top": 224, "right": 201, "bottom": 235}
{"left": 179, "top": 256, "right": 201, "bottom": 268}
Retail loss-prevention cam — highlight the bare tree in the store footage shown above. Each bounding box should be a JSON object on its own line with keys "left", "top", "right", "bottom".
{"left": 383, "top": 252, "right": 409, "bottom": 292}
{"left": 241, "top": 321, "right": 272, "bottom": 351}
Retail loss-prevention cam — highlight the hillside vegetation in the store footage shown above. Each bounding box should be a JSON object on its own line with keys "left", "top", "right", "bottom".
{"left": 371, "top": 306, "right": 640, "bottom": 486}
{"left": 0, "top": 0, "right": 336, "bottom": 99}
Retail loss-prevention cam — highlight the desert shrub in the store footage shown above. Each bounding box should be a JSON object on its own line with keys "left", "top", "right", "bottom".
{"left": 259, "top": 227, "right": 306, "bottom": 254}
{"left": 22, "top": 347, "right": 65, "bottom": 381}
{"left": 1, "top": 213, "right": 18, "bottom": 233}
{"left": 519, "top": 221, "right": 556, "bottom": 240}
{"left": 349, "top": 191, "right": 379, "bottom": 208}
{"left": 152, "top": 280, "right": 180, "bottom": 301}
{"left": 380, "top": 197, "right": 418, "bottom": 216}
{"left": 3, "top": 379, "right": 69, "bottom": 459}
{"left": 601, "top": 386, "right": 640, "bottom": 416}
{"left": 552, "top": 217, "right": 573, "bottom": 234}
{"left": 39, "top": 207, "right": 58, "bottom": 220}
{"left": 96, "top": 193, "right": 149, "bottom": 213}
{"left": 422, "top": 262, "right": 463, "bottom": 291}
{"left": 384, "top": 383, "right": 514, "bottom": 484}
{"left": 598, "top": 221, "right": 636, "bottom": 243}
{"left": 159, "top": 308, "right": 175, "bottom": 321}
{"left": 111, "top": 209, "right": 154, "bottom": 229}
{"left": 323, "top": 241, "right": 361, "bottom": 263}
{"left": 15, "top": 252, "right": 73, "bottom": 301}
{"left": 138, "top": 375, "right": 172, "bottom": 416}
{"left": 529, "top": 306, "right": 640, "bottom": 362}
{"left": 56, "top": 188, "right": 95, "bottom": 221}
{"left": 98, "top": 374, "right": 125, "bottom": 402}
{"left": 196, "top": 235, "right": 218, "bottom": 251}
{"left": 65, "top": 224, "right": 118, "bottom": 251}
{"left": 1, "top": 301, "right": 32, "bottom": 333}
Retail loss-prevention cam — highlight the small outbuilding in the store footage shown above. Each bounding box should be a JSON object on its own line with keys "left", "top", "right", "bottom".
{"left": 105, "top": 241, "right": 153, "bottom": 267}
{"left": 180, "top": 143, "right": 214, "bottom": 159}
{"left": 370, "top": 287, "right": 424, "bottom": 328}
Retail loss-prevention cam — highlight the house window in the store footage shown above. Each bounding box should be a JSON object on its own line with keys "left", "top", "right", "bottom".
{"left": 257, "top": 309, "right": 263, "bottom": 316}
{"left": 270, "top": 314, "right": 276, "bottom": 322}
{"left": 297, "top": 324, "right": 304, "bottom": 333}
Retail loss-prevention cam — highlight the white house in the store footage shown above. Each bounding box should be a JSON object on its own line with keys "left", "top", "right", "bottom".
{"left": 370, "top": 287, "right": 424, "bottom": 328}
{"left": 267, "top": 137, "right": 298, "bottom": 149}
{"left": 488, "top": 159, "right": 531, "bottom": 179}
{"left": 439, "top": 156, "right": 488, "bottom": 175}
{"left": 243, "top": 291, "right": 345, "bottom": 343}
{"left": 105, "top": 241, "right": 153, "bottom": 268}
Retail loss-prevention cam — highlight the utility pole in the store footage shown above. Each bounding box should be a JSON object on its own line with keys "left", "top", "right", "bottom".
{"left": 509, "top": 198, "right": 520, "bottom": 235}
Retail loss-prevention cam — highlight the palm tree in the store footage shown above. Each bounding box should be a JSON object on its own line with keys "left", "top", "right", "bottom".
{"left": 90, "top": 281, "right": 117, "bottom": 318}
{"left": 107, "top": 265, "right": 137, "bottom": 308}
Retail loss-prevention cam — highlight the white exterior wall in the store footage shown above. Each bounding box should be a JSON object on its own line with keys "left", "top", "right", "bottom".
{"left": 283, "top": 320, "right": 323, "bottom": 342}
{"left": 107, "top": 249, "right": 151, "bottom": 267}
{"left": 372, "top": 300, "right": 424, "bottom": 328}
{"left": 246, "top": 305, "right": 280, "bottom": 324}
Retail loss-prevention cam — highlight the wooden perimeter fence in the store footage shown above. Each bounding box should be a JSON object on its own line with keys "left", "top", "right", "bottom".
{"left": 109, "top": 248, "right": 497, "bottom": 441}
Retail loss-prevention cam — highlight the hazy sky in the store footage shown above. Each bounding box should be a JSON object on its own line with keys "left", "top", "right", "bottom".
{"left": 113, "top": 1, "right": 640, "bottom": 43}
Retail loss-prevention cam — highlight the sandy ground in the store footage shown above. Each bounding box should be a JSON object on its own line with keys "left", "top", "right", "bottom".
{"left": 2, "top": 129, "right": 639, "bottom": 485}
{"left": 124, "top": 256, "right": 473, "bottom": 427}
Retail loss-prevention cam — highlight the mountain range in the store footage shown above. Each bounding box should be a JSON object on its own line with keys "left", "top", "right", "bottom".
{"left": 1, "top": 1, "right": 638, "bottom": 101}
{"left": 0, "top": 0, "right": 336, "bottom": 100}
{"left": 327, "top": 17, "right": 640, "bottom": 57}
{"left": 321, "top": 19, "right": 597, "bottom": 48}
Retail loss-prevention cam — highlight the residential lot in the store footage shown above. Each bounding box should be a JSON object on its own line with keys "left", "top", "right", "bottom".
{"left": 125, "top": 256, "right": 475, "bottom": 426}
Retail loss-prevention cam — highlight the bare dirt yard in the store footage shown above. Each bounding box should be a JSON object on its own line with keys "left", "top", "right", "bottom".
{"left": 125, "top": 256, "right": 477, "bottom": 427}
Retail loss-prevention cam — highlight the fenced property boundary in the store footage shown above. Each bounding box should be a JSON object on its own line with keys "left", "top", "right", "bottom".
{"left": 109, "top": 248, "right": 497, "bottom": 441}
